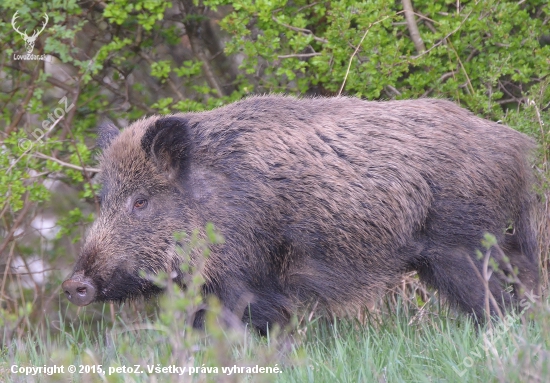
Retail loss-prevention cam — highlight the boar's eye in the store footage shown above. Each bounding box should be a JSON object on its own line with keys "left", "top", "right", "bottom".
{"left": 133, "top": 198, "right": 148, "bottom": 210}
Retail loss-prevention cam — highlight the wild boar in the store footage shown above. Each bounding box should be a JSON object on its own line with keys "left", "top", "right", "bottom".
{"left": 62, "top": 96, "right": 540, "bottom": 332}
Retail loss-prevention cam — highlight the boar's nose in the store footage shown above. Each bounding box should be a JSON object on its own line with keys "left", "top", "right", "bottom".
{"left": 62, "top": 273, "right": 96, "bottom": 306}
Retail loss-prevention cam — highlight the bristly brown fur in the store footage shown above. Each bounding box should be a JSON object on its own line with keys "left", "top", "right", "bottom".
{"left": 66, "top": 95, "right": 540, "bottom": 333}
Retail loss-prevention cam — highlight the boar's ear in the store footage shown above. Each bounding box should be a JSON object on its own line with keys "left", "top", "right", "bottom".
{"left": 141, "top": 117, "right": 191, "bottom": 176}
{"left": 97, "top": 120, "right": 120, "bottom": 150}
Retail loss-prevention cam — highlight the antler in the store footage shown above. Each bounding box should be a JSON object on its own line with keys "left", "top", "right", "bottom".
{"left": 11, "top": 11, "right": 28, "bottom": 38}
{"left": 31, "top": 13, "right": 49, "bottom": 38}
{"left": 11, "top": 12, "right": 49, "bottom": 39}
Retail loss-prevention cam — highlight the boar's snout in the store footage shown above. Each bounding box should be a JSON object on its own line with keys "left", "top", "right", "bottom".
{"left": 62, "top": 272, "right": 96, "bottom": 306}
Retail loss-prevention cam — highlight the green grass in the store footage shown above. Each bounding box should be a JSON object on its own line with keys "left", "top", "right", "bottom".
{"left": 1, "top": 292, "right": 549, "bottom": 383}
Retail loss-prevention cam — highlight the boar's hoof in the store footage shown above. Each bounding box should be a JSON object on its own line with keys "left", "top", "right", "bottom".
{"left": 62, "top": 273, "right": 96, "bottom": 306}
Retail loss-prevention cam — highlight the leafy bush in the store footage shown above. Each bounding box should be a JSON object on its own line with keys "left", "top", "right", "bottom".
{"left": 0, "top": 1, "right": 548, "bottom": 381}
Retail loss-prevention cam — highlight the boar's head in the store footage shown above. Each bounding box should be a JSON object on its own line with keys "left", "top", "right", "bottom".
{"left": 62, "top": 117, "right": 204, "bottom": 306}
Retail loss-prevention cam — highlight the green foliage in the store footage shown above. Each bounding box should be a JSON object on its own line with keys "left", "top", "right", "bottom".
{"left": 150, "top": 60, "right": 173, "bottom": 81}
{"left": 1, "top": 294, "right": 549, "bottom": 382}
{"left": 211, "top": 0, "right": 549, "bottom": 118}
{"left": 103, "top": 0, "right": 171, "bottom": 31}
{"left": 1, "top": 223, "right": 289, "bottom": 382}
{"left": 0, "top": 0, "right": 548, "bottom": 381}
{"left": 174, "top": 59, "right": 203, "bottom": 78}
{"left": 56, "top": 208, "right": 94, "bottom": 243}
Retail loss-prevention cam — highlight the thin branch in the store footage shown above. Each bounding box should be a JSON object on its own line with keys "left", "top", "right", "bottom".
{"left": 465, "top": 48, "right": 479, "bottom": 62}
{"left": 411, "top": 9, "right": 473, "bottom": 60}
{"left": 5, "top": 64, "right": 75, "bottom": 93}
{"left": 5, "top": 268, "right": 59, "bottom": 276}
{"left": 0, "top": 69, "right": 23, "bottom": 118}
{"left": 188, "top": 37, "right": 225, "bottom": 98}
{"left": 496, "top": 98, "right": 526, "bottom": 105}
{"left": 466, "top": 254, "right": 505, "bottom": 321}
{"left": 6, "top": 64, "right": 40, "bottom": 135}
{"left": 0, "top": 193, "right": 31, "bottom": 257}
{"left": 448, "top": 40, "right": 474, "bottom": 95}
{"left": 178, "top": 0, "right": 225, "bottom": 98}
{"left": 338, "top": 12, "right": 403, "bottom": 96}
{"left": 421, "top": 71, "right": 457, "bottom": 97}
{"left": 139, "top": 51, "right": 186, "bottom": 100}
{"left": 271, "top": 15, "right": 329, "bottom": 44}
{"left": 529, "top": 99, "right": 547, "bottom": 167}
{"left": 0, "top": 242, "right": 16, "bottom": 304}
{"left": 0, "top": 202, "right": 8, "bottom": 222}
{"left": 498, "top": 79, "right": 525, "bottom": 104}
{"left": 51, "top": 87, "right": 81, "bottom": 160}
{"left": 386, "top": 85, "right": 402, "bottom": 96}
{"left": 412, "top": 11, "right": 438, "bottom": 24}
{"left": 65, "top": 118, "right": 102, "bottom": 214}
{"left": 482, "top": 248, "right": 493, "bottom": 324}
{"left": 92, "top": 74, "right": 154, "bottom": 113}
{"left": 33, "top": 152, "right": 100, "bottom": 173}
{"left": 278, "top": 53, "right": 322, "bottom": 59}
{"left": 295, "top": 1, "right": 321, "bottom": 13}
{"left": 402, "top": 0, "right": 426, "bottom": 53}
{"left": 5, "top": 114, "right": 66, "bottom": 174}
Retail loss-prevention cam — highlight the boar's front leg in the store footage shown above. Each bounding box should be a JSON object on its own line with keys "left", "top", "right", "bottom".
{"left": 198, "top": 267, "right": 293, "bottom": 335}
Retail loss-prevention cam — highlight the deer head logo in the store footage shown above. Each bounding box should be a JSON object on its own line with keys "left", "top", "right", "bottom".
{"left": 11, "top": 11, "right": 49, "bottom": 53}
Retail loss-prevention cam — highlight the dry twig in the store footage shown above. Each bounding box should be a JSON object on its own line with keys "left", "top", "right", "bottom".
{"left": 338, "top": 12, "right": 404, "bottom": 96}
{"left": 271, "top": 15, "right": 329, "bottom": 44}
{"left": 33, "top": 152, "right": 100, "bottom": 173}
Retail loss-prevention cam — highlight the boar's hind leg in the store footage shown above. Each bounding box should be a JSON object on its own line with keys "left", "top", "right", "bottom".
{"left": 415, "top": 247, "right": 515, "bottom": 320}
{"left": 500, "top": 229, "right": 540, "bottom": 298}
{"left": 240, "top": 291, "right": 292, "bottom": 336}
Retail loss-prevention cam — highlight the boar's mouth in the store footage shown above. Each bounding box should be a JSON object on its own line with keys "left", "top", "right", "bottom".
{"left": 63, "top": 270, "right": 165, "bottom": 306}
